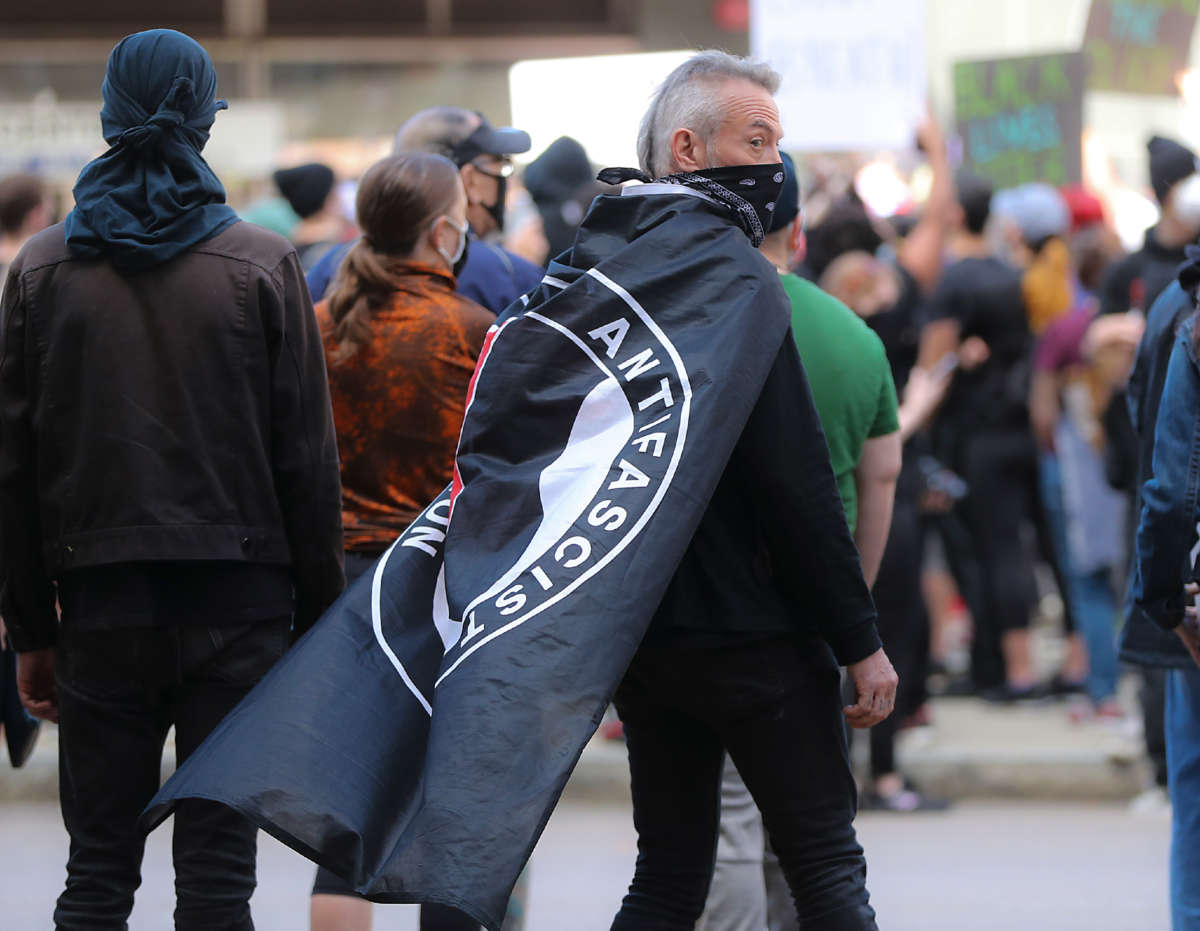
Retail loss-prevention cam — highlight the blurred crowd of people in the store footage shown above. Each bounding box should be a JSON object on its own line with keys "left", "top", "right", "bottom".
{"left": 8, "top": 24, "right": 1200, "bottom": 931}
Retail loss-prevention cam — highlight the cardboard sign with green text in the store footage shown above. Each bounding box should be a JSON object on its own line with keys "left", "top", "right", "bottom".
{"left": 954, "top": 52, "right": 1085, "bottom": 189}
{"left": 1085, "top": 0, "right": 1200, "bottom": 95}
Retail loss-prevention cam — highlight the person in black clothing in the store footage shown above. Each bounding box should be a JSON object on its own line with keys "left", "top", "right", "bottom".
{"left": 0, "top": 31, "right": 344, "bottom": 930}
{"left": 273, "top": 161, "right": 347, "bottom": 272}
{"left": 1099, "top": 136, "right": 1200, "bottom": 317}
{"left": 522, "top": 135, "right": 617, "bottom": 262}
{"left": 609, "top": 51, "right": 895, "bottom": 931}
{"left": 920, "top": 172, "right": 1040, "bottom": 698}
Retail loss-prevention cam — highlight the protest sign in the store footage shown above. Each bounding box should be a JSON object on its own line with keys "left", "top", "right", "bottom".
{"left": 750, "top": 0, "right": 926, "bottom": 151}
{"left": 1085, "top": 0, "right": 1200, "bottom": 95}
{"left": 954, "top": 52, "right": 1086, "bottom": 189}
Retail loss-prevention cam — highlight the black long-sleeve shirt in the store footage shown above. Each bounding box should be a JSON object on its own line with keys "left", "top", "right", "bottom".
{"left": 648, "top": 329, "right": 882, "bottom": 666}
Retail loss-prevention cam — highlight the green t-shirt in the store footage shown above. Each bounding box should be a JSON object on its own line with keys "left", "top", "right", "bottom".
{"left": 780, "top": 273, "right": 899, "bottom": 531}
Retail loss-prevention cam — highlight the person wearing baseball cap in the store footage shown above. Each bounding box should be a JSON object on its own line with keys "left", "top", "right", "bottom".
{"left": 306, "top": 107, "right": 543, "bottom": 316}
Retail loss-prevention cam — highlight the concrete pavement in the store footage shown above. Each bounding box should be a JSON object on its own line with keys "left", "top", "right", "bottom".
{"left": 0, "top": 798, "right": 1169, "bottom": 930}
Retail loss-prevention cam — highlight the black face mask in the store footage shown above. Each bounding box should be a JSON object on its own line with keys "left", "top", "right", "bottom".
{"left": 598, "top": 162, "right": 785, "bottom": 247}
{"left": 453, "top": 233, "right": 471, "bottom": 278}
{"left": 485, "top": 172, "right": 508, "bottom": 233}
{"left": 677, "top": 163, "right": 785, "bottom": 248}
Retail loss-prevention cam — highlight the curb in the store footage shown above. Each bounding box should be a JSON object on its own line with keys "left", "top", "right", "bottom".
{"left": 2, "top": 702, "right": 1149, "bottom": 805}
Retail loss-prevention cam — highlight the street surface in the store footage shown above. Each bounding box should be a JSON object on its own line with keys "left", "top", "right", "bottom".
{"left": 0, "top": 798, "right": 1168, "bottom": 929}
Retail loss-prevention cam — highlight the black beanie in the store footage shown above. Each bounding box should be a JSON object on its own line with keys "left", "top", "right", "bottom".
{"left": 767, "top": 152, "right": 801, "bottom": 233}
{"left": 273, "top": 163, "right": 336, "bottom": 219}
{"left": 1148, "top": 136, "right": 1197, "bottom": 204}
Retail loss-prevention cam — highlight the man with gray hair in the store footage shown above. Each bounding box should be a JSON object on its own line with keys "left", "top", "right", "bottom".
{"left": 605, "top": 50, "right": 893, "bottom": 931}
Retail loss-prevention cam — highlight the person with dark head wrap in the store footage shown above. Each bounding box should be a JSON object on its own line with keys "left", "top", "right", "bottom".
{"left": 0, "top": 29, "right": 345, "bottom": 929}
{"left": 1098, "top": 135, "right": 1200, "bottom": 316}
{"left": 64, "top": 30, "right": 239, "bottom": 270}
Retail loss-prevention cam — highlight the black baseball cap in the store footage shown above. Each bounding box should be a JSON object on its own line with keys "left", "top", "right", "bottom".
{"left": 394, "top": 106, "right": 531, "bottom": 166}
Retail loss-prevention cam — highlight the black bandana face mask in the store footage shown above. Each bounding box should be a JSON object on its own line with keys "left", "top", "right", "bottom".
{"left": 598, "top": 162, "right": 785, "bottom": 247}
{"left": 486, "top": 173, "right": 508, "bottom": 233}
{"left": 680, "top": 163, "right": 785, "bottom": 247}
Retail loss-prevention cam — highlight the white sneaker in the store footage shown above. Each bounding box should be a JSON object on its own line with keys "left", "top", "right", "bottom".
{"left": 1129, "top": 786, "right": 1171, "bottom": 818}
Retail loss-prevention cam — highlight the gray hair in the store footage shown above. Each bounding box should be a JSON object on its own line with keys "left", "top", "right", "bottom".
{"left": 637, "top": 51, "right": 781, "bottom": 178}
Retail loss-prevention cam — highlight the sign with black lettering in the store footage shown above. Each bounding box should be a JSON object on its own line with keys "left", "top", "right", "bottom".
{"left": 954, "top": 52, "right": 1086, "bottom": 189}
{"left": 1085, "top": 0, "right": 1200, "bottom": 95}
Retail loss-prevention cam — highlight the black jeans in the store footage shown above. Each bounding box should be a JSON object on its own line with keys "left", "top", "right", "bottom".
{"left": 868, "top": 484, "right": 927, "bottom": 778}
{"left": 53, "top": 618, "right": 289, "bottom": 931}
{"left": 960, "top": 430, "right": 1040, "bottom": 689}
{"left": 610, "top": 636, "right": 877, "bottom": 931}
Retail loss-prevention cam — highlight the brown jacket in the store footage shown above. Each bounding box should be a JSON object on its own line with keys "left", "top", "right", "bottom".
{"left": 0, "top": 221, "right": 345, "bottom": 650}
{"left": 317, "top": 264, "right": 494, "bottom": 552}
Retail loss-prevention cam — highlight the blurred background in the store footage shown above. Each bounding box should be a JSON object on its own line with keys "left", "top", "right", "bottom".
{"left": 4, "top": 2, "right": 1200, "bottom": 929}
{"left": 4, "top": 0, "right": 1200, "bottom": 226}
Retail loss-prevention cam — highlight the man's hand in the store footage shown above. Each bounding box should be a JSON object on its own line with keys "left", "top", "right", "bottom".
{"left": 17, "top": 648, "right": 57, "bottom": 722}
{"left": 1179, "top": 583, "right": 1200, "bottom": 670}
{"left": 844, "top": 648, "right": 899, "bottom": 729}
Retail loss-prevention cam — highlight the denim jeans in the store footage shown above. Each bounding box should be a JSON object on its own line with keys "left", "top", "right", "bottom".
{"left": 611, "top": 636, "right": 876, "bottom": 931}
{"left": 1168, "top": 666, "right": 1200, "bottom": 930}
{"left": 53, "top": 619, "right": 289, "bottom": 931}
{"left": 1073, "top": 569, "right": 1120, "bottom": 704}
{"left": 1039, "top": 453, "right": 1120, "bottom": 703}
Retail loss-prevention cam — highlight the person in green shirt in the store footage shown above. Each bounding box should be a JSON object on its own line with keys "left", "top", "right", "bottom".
{"left": 699, "top": 154, "right": 935, "bottom": 931}
{"left": 778, "top": 272, "right": 900, "bottom": 575}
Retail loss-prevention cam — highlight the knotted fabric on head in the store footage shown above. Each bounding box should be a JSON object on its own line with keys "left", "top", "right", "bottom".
{"left": 65, "top": 29, "right": 238, "bottom": 272}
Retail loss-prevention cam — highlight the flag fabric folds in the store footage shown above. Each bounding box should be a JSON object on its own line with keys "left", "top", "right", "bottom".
{"left": 144, "top": 185, "right": 794, "bottom": 930}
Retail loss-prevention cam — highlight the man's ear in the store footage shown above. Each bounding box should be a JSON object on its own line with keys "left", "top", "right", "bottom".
{"left": 669, "top": 128, "right": 707, "bottom": 173}
{"left": 789, "top": 219, "right": 805, "bottom": 262}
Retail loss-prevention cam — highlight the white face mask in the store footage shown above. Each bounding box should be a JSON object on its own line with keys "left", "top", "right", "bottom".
{"left": 1173, "top": 174, "right": 1200, "bottom": 230}
{"left": 434, "top": 215, "right": 469, "bottom": 270}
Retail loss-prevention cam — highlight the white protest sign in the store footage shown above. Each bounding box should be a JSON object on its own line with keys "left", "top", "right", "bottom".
{"left": 751, "top": 0, "right": 927, "bottom": 151}
{"left": 509, "top": 51, "right": 693, "bottom": 169}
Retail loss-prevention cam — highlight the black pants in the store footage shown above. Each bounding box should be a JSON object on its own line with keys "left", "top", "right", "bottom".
{"left": 960, "top": 431, "right": 1040, "bottom": 689}
{"left": 1143, "top": 667, "right": 1170, "bottom": 788}
{"left": 868, "top": 484, "right": 928, "bottom": 778}
{"left": 610, "top": 636, "right": 877, "bottom": 931}
{"left": 1, "top": 638, "right": 39, "bottom": 764}
{"left": 311, "top": 551, "right": 481, "bottom": 931}
{"left": 53, "top": 619, "right": 289, "bottom": 931}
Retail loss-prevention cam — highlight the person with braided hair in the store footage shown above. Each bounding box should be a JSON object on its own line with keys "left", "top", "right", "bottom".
{"left": 309, "top": 151, "right": 494, "bottom": 931}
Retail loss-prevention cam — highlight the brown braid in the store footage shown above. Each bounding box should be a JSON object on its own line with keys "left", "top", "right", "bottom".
{"left": 325, "top": 152, "right": 460, "bottom": 363}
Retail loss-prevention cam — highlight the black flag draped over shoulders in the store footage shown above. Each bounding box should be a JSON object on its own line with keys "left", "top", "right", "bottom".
{"left": 145, "top": 183, "right": 793, "bottom": 930}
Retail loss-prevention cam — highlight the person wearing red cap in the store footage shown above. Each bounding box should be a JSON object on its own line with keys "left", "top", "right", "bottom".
{"left": 1060, "top": 185, "right": 1106, "bottom": 233}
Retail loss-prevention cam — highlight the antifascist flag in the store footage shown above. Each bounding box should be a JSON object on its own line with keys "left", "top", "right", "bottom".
{"left": 145, "top": 185, "right": 793, "bottom": 930}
